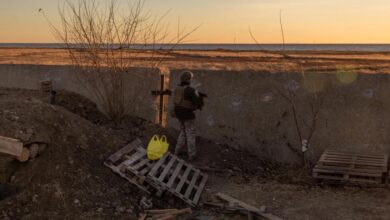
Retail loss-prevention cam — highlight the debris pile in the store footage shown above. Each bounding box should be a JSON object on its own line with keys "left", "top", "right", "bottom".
{"left": 0, "top": 88, "right": 143, "bottom": 219}
{"left": 104, "top": 139, "right": 208, "bottom": 207}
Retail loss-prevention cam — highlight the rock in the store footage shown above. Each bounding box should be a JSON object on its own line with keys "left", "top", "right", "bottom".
{"left": 29, "top": 144, "right": 39, "bottom": 159}
{"left": 115, "top": 206, "right": 125, "bottom": 213}
{"left": 232, "top": 167, "right": 242, "bottom": 172}
{"left": 74, "top": 199, "right": 80, "bottom": 205}
{"left": 18, "top": 193, "right": 30, "bottom": 205}
{"left": 98, "top": 154, "right": 104, "bottom": 160}
{"left": 32, "top": 194, "right": 39, "bottom": 203}
{"left": 97, "top": 207, "right": 103, "bottom": 213}
{"left": 78, "top": 144, "right": 88, "bottom": 150}
{"left": 26, "top": 128, "right": 34, "bottom": 136}
{"left": 17, "top": 130, "right": 33, "bottom": 142}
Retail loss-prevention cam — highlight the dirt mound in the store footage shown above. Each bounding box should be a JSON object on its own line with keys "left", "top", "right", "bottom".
{"left": 0, "top": 89, "right": 143, "bottom": 219}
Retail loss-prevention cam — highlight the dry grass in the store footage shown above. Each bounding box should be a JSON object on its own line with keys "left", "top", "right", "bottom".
{"left": 1, "top": 48, "right": 390, "bottom": 74}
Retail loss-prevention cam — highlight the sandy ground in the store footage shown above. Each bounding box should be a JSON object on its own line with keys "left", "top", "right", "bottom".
{"left": 1, "top": 48, "right": 390, "bottom": 74}
{"left": 206, "top": 177, "right": 390, "bottom": 220}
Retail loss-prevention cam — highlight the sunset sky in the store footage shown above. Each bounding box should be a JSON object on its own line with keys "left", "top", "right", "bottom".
{"left": 1, "top": 0, "right": 390, "bottom": 44}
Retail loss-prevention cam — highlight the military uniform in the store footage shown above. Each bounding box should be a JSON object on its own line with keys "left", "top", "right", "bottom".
{"left": 173, "top": 72, "right": 203, "bottom": 160}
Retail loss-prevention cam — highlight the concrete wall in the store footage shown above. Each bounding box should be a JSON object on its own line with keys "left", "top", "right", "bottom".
{"left": 0, "top": 64, "right": 161, "bottom": 122}
{"left": 1, "top": 64, "right": 390, "bottom": 163}
{"left": 167, "top": 69, "right": 390, "bottom": 163}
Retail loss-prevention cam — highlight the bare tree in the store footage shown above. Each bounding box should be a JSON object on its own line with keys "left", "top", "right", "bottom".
{"left": 271, "top": 77, "right": 326, "bottom": 167}
{"left": 42, "top": 0, "right": 198, "bottom": 122}
{"left": 250, "top": 10, "right": 326, "bottom": 167}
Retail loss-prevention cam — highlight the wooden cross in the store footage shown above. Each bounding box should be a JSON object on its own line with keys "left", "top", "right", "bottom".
{"left": 151, "top": 74, "right": 172, "bottom": 126}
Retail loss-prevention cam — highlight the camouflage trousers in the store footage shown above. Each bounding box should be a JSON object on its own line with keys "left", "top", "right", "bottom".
{"left": 175, "top": 120, "right": 196, "bottom": 158}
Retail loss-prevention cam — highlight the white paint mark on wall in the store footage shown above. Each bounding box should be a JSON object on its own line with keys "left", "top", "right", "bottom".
{"left": 286, "top": 80, "right": 300, "bottom": 91}
{"left": 231, "top": 98, "right": 242, "bottom": 112}
{"left": 44, "top": 72, "right": 52, "bottom": 81}
{"left": 362, "top": 89, "right": 374, "bottom": 99}
{"left": 231, "top": 99, "right": 242, "bottom": 107}
{"left": 206, "top": 115, "right": 215, "bottom": 126}
{"left": 261, "top": 92, "right": 273, "bottom": 102}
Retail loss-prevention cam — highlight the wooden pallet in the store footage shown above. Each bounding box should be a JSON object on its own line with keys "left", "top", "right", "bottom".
{"left": 38, "top": 80, "right": 52, "bottom": 93}
{"left": 313, "top": 149, "right": 388, "bottom": 184}
{"left": 147, "top": 152, "right": 208, "bottom": 206}
{"left": 104, "top": 139, "right": 163, "bottom": 195}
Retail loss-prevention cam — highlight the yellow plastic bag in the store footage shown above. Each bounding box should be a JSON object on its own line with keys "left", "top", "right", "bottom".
{"left": 160, "top": 135, "right": 169, "bottom": 151}
{"left": 147, "top": 135, "right": 169, "bottom": 160}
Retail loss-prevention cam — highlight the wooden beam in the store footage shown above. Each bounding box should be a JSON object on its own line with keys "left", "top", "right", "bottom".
{"left": 216, "top": 192, "right": 284, "bottom": 220}
{"left": 0, "top": 136, "right": 23, "bottom": 158}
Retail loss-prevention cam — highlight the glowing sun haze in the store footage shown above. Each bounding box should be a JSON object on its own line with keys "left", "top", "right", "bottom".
{"left": 0, "top": 0, "right": 390, "bottom": 43}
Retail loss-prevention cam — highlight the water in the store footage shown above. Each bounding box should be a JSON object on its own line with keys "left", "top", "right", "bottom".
{"left": 1, "top": 43, "right": 390, "bottom": 52}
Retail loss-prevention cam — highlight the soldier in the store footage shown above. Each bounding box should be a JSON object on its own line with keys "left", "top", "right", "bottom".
{"left": 172, "top": 71, "right": 204, "bottom": 161}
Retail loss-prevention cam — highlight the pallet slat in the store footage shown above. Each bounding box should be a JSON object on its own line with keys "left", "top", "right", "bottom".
{"left": 167, "top": 160, "right": 184, "bottom": 188}
{"left": 175, "top": 165, "right": 192, "bottom": 194}
{"left": 158, "top": 156, "right": 176, "bottom": 182}
{"left": 192, "top": 173, "right": 208, "bottom": 205}
{"left": 147, "top": 152, "right": 208, "bottom": 206}
{"left": 104, "top": 139, "right": 162, "bottom": 195}
{"left": 185, "top": 170, "right": 200, "bottom": 198}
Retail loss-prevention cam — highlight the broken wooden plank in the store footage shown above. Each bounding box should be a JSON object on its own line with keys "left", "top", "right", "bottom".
{"left": 216, "top": 192, "right": 284, "bottom": 220}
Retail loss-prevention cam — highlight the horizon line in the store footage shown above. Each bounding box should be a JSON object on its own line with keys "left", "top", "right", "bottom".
{"left": 2, "top": 42, "right": 390, "bottom": 45}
